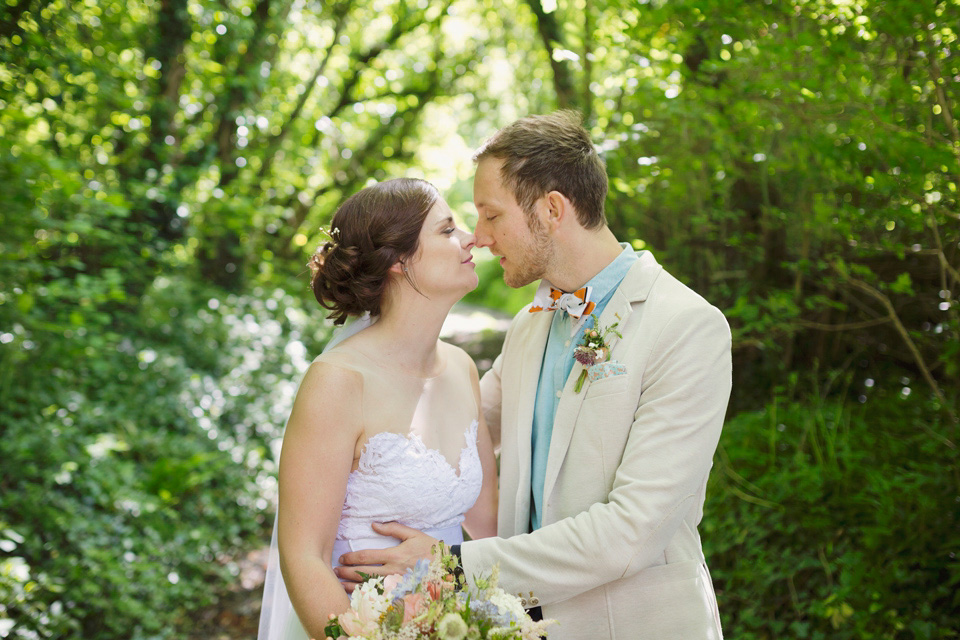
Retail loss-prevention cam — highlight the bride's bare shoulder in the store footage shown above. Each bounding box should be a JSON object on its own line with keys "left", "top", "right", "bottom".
{"left": 285, "top": 358, "right": 364, "bottom": 436}
{"left": 440, "top": 341, "right": 479, "bottom": 379}
{"left": 311, "top": 346, "right": 361, "bottom": 369}
{"left": 300, "top": 356, "right": 363, "bottom": 394}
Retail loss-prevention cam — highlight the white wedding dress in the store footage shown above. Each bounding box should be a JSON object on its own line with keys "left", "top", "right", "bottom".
{"left": 258, "top": 318, "right": 483, "bottom": 640}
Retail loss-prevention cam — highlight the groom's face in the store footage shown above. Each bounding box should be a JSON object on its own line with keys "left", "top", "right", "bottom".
{"left": 473, "top": 158, "right": 550, "bottom": 288}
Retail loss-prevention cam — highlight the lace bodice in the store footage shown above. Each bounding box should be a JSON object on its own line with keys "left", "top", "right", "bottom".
{"left": 337, "top": 419, "right": 482, "bottom": 540}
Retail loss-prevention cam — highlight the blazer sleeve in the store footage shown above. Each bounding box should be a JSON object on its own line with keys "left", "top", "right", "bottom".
{"left": 461, "top": 303, "right": 732, "bottom": 607}
{"left": 478, "top": 354, "right": 503, "bottom": 452}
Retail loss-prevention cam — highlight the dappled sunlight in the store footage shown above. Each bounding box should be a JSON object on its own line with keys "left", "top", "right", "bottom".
{"left": 2, "top": 0, "right": 957, "bottom": 636}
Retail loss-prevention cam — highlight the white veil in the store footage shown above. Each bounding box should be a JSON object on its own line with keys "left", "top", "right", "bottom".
{"left": 256, "top": 313, "right": 376, "bottom": 640}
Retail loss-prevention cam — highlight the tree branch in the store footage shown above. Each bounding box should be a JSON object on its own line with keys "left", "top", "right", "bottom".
{"left": 925, "top": 30, "right": 959, "bottom": 152}
{"left": 835, "top": 265, "right": 958, "bottom": 431}
{"left": 793, "top": 318, "right": 891, "bottom": 331}
{"left": 257, "top": 1, "right": 352, "bottom": 179}
{"left": 298, "top": 3, "right": 425, "bottom": 152}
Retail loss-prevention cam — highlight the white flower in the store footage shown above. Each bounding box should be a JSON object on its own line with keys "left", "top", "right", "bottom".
{"left": 386, "top": 623, "right": 421, "bottom": 640}
{"left": 521, "top": 620, "right": 555, "bottom": 639}
{"left": 350, "top": 576, "right": 391, "bottom": 620}
{"left": 437, "top": 613, "right": 469, "bottom": 640}
{"left": 487, "top": 588, "right": 528, "bottom": 621}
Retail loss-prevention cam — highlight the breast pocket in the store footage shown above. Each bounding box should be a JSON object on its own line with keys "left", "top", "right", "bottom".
{"left": 581, "top": 373, "right": 629, "bottom": 398}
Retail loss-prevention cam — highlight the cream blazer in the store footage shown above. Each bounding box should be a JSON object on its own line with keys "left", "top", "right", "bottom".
{"left": 463, "top": 250, "right": 731, "bottom": 640}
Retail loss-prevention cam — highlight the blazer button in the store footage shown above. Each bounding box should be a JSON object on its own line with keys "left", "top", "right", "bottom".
{"left": 529, "top": 591, "right": 539, "bottom": 606}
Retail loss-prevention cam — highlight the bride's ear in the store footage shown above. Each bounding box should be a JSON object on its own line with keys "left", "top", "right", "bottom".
{"left": 389, "top": 260, "right": 407, "bottom": 276}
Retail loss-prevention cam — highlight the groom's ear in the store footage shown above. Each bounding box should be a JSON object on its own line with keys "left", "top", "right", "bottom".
{"left": 542, "top": 190, "right": 572, "bottom": 232}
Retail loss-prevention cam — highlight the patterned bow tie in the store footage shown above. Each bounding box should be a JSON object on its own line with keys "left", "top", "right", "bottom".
{"left": 529, "top": 281, "right": 596, "bottom": 319}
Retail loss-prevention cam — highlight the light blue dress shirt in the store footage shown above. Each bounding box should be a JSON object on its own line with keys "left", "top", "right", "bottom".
{"left": 530, "top": 244, "right": 639, "bottom": 531}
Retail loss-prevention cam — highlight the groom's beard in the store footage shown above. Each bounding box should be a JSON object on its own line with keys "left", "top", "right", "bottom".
{"left": 504, "top": 219, "right": 552, "bottom": 289}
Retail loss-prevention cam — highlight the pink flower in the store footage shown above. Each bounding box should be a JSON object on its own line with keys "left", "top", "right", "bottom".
{"left": 427, "top": 579, "right": 448, "bottom": 601}
{"left": 402, "top": 592, "right": 427, "bottom": 623}
{"left": 338, "top": 609, "right": 377, "bottom": 637}
{"left": 383, "top": 573, "right": 404, "bottom": 594}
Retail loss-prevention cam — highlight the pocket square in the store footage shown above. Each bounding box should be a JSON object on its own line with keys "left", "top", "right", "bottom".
{"left": 587, "top": 360, "right": 627, "bottom": 382}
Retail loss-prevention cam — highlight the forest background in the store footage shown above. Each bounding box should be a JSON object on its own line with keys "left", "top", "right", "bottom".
{"left": 1, "top": 0, "right": 958, "bottom": 638}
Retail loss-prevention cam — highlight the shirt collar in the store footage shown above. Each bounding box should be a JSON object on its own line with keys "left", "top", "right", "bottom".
{"left": 579, "top": 243, "right": 638, "bottom": 303}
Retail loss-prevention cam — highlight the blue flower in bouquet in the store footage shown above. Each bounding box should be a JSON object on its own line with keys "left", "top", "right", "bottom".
{"left": 387, "top": 557, "right": 431, "bottom": 601}
{"left": 458, "top": 590, "right": 521, "bottom": 627}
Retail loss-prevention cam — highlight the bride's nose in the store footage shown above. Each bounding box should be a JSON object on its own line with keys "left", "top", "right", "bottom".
{"left": 459, "top": 229, "right": 476, "bottom": 250}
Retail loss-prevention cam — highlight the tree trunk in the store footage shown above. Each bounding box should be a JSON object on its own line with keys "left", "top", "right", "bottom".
{"left": 524, "top": 0, "right": 577, "bottom": 110}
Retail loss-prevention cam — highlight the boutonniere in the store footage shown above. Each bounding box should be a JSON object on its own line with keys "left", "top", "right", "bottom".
{"left": 573, "top": 314, "right": 622, "bottom": 393}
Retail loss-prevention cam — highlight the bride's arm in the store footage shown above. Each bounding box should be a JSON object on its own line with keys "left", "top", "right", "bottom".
{"left": 277, "top": 361, "right": 362, "bottom": 637}
{"left": 462, "top": 357, "right": 498, "bottom": 539}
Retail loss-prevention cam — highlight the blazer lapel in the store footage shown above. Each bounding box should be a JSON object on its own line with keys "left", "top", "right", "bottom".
{"left": 540, "top": 252, "right": 663, "bottom": 508}
{"left": 511, "top": 309, "right": 553, "bottom": 533}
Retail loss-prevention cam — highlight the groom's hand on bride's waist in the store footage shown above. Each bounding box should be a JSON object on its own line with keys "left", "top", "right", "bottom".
{"left": 334, "top": 522, "right": 438, "bottom": 592}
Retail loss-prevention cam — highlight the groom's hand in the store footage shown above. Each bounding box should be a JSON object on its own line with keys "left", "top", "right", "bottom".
{"left": 334, "top": 522, "right": 439, "bottom": 592}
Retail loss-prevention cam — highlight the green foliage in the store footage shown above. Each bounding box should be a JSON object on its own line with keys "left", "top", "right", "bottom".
{"left": 2, "top": 0, "right": 958, "bottom": 637}
{"left": 704, "top": 388, "right": 960, "bottom": 639}
{"left": 0, "top": 1, "right": 529, "bottom": 635}
{"left": 568, "top": 0, "right": 960, "bottom": 406}
{"left": 0, "top": 276, "right": 328, "bottom": 638}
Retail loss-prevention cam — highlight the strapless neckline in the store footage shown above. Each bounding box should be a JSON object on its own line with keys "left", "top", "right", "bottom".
{"left": 337, "top": 419, "right": 482, "bottom": 541}
{"left": 352, "top": 421, "right": 478, "bottom": 479}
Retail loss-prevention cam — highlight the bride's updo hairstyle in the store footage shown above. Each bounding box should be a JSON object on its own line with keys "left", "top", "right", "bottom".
{"left": 309, "top": 178, "right": 439, "bottom": 325}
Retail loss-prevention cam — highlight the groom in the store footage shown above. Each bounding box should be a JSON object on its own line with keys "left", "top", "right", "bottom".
{"left": 337, "top": 111, "right": 732, "bottom": 639}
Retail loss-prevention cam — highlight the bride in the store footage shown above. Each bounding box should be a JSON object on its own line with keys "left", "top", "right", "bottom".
{"left": 257, "top": 178, "right": 499, "bottom": 639}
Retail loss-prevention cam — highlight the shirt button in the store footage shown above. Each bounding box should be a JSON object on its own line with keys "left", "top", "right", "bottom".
{"left": 555, "top": 391, "right": 562, "bottom": 398}
{"left": 564, "top": 340, "right": 571, "bottom": 347}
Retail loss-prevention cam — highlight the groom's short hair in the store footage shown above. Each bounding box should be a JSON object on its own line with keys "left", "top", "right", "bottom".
{"left": 473, "top": 110, "right": 608, "bottom": 230}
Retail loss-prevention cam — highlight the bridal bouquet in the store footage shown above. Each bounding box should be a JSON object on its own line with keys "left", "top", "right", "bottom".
{"left": 323, "top": 545, "right": 553, "bottom": 640}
